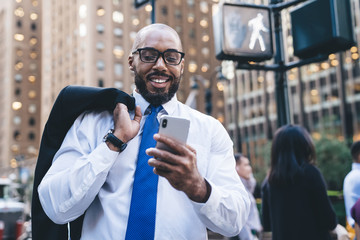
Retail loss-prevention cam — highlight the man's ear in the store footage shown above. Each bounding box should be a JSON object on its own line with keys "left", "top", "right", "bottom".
{"left": 180, "top": 59, "right": 185, "bottom": 75}
{"left": 128, "top": 55, "right": 134, "bottom": 72}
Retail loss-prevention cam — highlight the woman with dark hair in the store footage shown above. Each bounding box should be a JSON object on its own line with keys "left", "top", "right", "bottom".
{"left": 261, "top": 124, "right": 338, "bottom": 240}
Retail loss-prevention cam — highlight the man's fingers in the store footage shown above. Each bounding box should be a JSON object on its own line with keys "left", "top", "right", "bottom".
{"left": 153, "top": 134, "right": 188, "bottom": 155}
{"left": 133, "top": 106, "right": 142, "bottom": 123}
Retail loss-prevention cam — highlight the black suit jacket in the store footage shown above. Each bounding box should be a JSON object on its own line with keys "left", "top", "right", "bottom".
{"left": 31, "top": 85, "right": 135, "bottom": 240}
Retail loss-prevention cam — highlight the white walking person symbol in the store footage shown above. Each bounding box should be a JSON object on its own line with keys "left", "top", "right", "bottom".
{"left": 248, "top": 13, "right": 269, "bottom": 51}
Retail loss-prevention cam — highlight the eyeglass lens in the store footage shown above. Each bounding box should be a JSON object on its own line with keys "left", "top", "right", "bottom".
{"left": 140, "top": 49, "right": 182, "bottom": 65}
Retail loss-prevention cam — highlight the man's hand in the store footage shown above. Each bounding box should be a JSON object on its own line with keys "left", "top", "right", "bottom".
{"left": 112, "top": 103, "right": 142, "bottom": 143}
{"left": 146, "top": 134, "right": 211, "bottom": 203}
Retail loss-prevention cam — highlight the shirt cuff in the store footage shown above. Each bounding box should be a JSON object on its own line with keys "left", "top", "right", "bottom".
{"left": 90, "top": 142, "right": 119, "bottom": 175}
{"left": 190, "top": 179, "right": 221, "bottom": 216}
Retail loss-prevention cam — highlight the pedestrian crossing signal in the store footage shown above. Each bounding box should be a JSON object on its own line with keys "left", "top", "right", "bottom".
{"left": 213, "top": 3, "right": 273, "bottom": 62}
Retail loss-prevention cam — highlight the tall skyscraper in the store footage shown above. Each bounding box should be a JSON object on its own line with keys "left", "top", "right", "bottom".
{"left": 0, "top": 0, "right": 42, "bottom": 170}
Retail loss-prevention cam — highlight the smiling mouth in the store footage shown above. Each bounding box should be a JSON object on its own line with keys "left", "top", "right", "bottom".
{"left": 151, "top": 79, "right": 168, "bottom": 84}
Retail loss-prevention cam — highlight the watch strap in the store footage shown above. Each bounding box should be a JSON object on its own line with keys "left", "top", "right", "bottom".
{"left": 104, "top": 129, "right": 127, "bottom": 152}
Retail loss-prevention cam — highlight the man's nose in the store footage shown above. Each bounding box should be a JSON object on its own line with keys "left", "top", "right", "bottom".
{"left": 153, "top": 55, "right": 167, "bottom": 69}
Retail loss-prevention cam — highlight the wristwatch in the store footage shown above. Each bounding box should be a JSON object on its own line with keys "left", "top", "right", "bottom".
{"left": 103, "top": 129, "right": 127, "bottom": 152}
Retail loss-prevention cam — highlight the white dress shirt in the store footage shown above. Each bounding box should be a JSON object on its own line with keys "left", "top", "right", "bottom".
{"left": 343, "top": 162, "right": 360, "bottom": 227}
{"left": 38, "top": 91, "right": 250, "bottom": 240}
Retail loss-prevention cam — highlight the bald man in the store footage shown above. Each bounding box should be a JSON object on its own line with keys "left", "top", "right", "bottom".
{"left": 38, "top": 24, "right": 250, "bottom": 239}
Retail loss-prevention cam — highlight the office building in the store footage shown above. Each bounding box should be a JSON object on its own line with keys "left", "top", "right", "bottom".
{"left": 0, "top": 0, "right": 42, "bottom": 170}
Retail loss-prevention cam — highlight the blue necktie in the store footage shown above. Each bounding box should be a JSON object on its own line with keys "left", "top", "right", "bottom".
{"left": 125, "top": 105, "right": 163, "bottom": 240}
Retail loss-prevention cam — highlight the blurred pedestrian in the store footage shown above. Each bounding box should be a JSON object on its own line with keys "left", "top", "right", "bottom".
{"left": 351, "top": 198, "right": 360, "bottom": 239}
{"left": 261, "top": 124, "right": 338, "bottom": 240}
{"left": 231, "top": 153, "right": 262, "bottom": 240}
{"left": 344, "top": 141, "right": 360, "bottom": 232}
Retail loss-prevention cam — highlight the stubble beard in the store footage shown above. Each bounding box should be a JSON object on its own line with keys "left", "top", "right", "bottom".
{"left": 134, "top": 72, "right": 180, "bottom": 106}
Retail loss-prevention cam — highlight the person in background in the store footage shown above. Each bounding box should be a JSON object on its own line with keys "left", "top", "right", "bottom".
{"left": 37, "top": 23, "right": 250, "bottom": 239}
{"left": 261, "top": 124, "right": 338, "bottom": 240}
{"left": 351, "top": 198, "right": 360, "bottom": 240}
{"left": 344, "top": 141, "right": 360, "bottom": 232}
{"left": 232, "top": 153, "right": 262, "bottom": 240}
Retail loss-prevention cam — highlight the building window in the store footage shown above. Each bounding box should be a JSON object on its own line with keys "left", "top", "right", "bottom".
{"left": 96, "top": 60, "right": 105, "bottom": 71}
{"left": 14, "top": 131, "right": 21, "bottom": 141}
{"left": 97, "top": 7, "right": 105, "bottom": 17}
{"left": 29, "top": 63, "right": 37, "bottom": 71}
{"left": 30, "top": 13, "right": 38, "bottom": 20}
{"left": 187, "top": 0, "right": 195, "bottom": 7}
{"left": 96, "top": 41, "right": 105, "bottom": 51}
{"left": 188, "top": 61, "right": 197, "bottom": 73}
{"left": 15, "top": 61, "right": 23, "bottom": 71}
{"left": 14, "top": 7, "right": 24, "bottom": 17}
{"left": 200, "top": 18, "right": 208, "bottom": 28}
{"left": 175, "top": 9, "right": 181, "bottom": 19}
{"left": 98, "top": 79, "right": 104, "bottom": 87}
{"left": 31, "top": 23, "right": 37, "bottom": 31}
{"left": 79, "top": 4, "right": 87, "bottom": 18}
{"left": 16, "top": 20, "right": 22, "bottom": 28}
{"left": 12, "top": 101, "right": 22, "bottom": 111}
{"left": 114, "top": 81, "right": 123, "bottom": 89}
{"left": 114, "top": 63, "right": 123, "bottom": 76}
{"left": 29, "top": 37, "right": 38, "bottom": 46}
{"left": 15, "top": 74, "right": 23, "bottom": 82}
{"left": 28, "top": 104, "right": 37, "bottom": 113}
{"left": 14, "top": 34, "right": 24, "bottom": 41}
{"left": 28, "top": 75, "right": 36, "bottom": 83}
{"left": 112, "top": 11, "right": 124, "bottom": 24}
{"left": 96, "top": 23, "right": 105, "bottom": 34}
{"left": 187, "top": 13, "right": 194, "bottom": 23}
{"left": 14, "top": 116, "right": 21, "bottom": 125}
{"left": 200, "top": 1, "right": 209, "bottom": 13}
{"left": 132, "top": 17, "right": 140, "bottom": 26}
{"left": 189, "top": 28, "right": 195, "bottom": 39}
{"left": 29, "top": 117, "right": 35, "bottom": 126}
{"left": 28, "top": 90, "right": 36, "bottom": 99}
{"left": 15, "top": 88, "right": 21, "bottom": 96}
{"left": 113, "top": 28, "right": 123, "bottom": 37}
{"left": 161, "top": 6, "right": 168, "bottom": 16}
{"left": 30, "top": 51, "right": 38, "bottom": 59}
{"left": 28, "top": 132, "right": 35, "bottom": 140}
{"left": 113, "top": 45, "right": 124, "bottom": 59}
{"left": 79, "top": 23, "right": 87, "bottom": 37}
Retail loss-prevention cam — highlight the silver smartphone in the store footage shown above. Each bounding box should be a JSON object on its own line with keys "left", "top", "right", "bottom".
{"left": 156, "top": 115, "right": 190, "bottom": 154}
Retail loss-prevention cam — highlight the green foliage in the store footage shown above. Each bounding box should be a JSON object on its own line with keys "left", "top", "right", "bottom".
{"left": 252, "top": 140, "right": 272, "bottom": 185}
{"left": 314, "top": 136, "right": 352, "bottom": 190}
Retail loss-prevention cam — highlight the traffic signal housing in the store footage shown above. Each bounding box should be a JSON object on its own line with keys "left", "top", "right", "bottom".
{"left": 291, "top": 0, "right": 355, "bottom": 59}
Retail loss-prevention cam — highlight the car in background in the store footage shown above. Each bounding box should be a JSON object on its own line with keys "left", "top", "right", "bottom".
{"left": 0, "top": 178, "right": 25, "bottom": 240}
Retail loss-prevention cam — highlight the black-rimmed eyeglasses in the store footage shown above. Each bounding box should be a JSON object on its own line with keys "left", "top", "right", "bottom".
{"left": 132, "top": 47, "right": 185, "bottom": 66}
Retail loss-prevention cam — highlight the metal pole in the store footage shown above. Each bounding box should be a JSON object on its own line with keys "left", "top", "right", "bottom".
{"left": 338, "top": 53, "right": 353, "bottom": 146}
{"left": 271, "top": 0, "right": 290, "bottom": 127}
{"left": 151, "top": 0, "right": 156, "bottom": 23}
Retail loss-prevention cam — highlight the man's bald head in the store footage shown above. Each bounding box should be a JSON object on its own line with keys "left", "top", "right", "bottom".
{"left": 131, "top": 24, "right": 183, "bottom": 52}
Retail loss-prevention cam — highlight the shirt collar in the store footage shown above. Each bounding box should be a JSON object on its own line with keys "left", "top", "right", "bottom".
{"left": 132, "top": 90, "right": 178, "bottom": 116}
{"left": 352, "top": 162, "right": 360, "bottom": 170}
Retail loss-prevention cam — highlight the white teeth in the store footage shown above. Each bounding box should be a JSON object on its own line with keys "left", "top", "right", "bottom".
{"left": 152, "top": 79, "right": 167, "bottom": 83}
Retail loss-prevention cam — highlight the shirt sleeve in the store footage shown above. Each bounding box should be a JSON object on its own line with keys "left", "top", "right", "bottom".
{"left": 190, "top": 120, "right": 251, "bottom": 237}
{"left": 38, "top": 111, "right": 118, "bottom": 224}
{"left": 343, "top": 169, "right": 360, "bottom": 227}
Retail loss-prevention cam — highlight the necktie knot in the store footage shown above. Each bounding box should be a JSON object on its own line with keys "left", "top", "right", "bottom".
{"left": 150, "top": 105, "right": 163, "bottom": 115}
